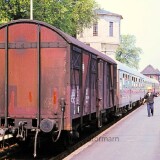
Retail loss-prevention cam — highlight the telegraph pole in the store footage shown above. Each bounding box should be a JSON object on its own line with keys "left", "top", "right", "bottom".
{"left": 30, "top": 0, "right": 33, "bottom": 20}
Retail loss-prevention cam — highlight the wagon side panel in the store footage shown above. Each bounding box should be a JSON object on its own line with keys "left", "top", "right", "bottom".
{"left": 40, "top": 26, "right": 71, "bottom": 130}
{"left": 40, "top": 48, "right": 67, "bottom": 117}
{"left": 0, "top": 28, "right": 5, "bottom": 117}
{"left": 8, "top": 24, "right": 38, "bottom": 117}
{"left": 82, "top": 52, "right": 91, "bottom": 115}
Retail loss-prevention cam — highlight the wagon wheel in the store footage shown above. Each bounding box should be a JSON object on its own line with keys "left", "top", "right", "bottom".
{"left": 64, "top": 131, "right": 75, "bottom": 147}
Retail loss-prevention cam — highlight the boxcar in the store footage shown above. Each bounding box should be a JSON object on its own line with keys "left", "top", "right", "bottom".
{"left": 0, "top": 20, "right": 117, "bottom": 156}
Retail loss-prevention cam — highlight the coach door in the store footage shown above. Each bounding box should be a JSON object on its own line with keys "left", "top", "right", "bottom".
{"left": 109, "top": 64, "right": 116, "bottom": 108}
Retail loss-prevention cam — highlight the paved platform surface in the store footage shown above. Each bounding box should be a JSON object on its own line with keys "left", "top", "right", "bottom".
{"left": 64, "top": 97, "right": 160, "bottom": 160}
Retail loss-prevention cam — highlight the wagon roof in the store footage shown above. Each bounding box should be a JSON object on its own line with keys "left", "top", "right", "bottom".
{"left": 117, "top": 61, "right": 159, "bottom": 84}
{"left": 116, "top": 60, "right": 144, "bottom": 78}
{"left": 0, "top": 19, "right": 116, "bottom": 65}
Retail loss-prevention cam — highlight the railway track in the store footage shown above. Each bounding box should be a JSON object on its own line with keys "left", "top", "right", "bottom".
{"left": 50, "top": 105, "right": 140, "bottom": 160}
{"left": 0, "top": 142, "right": 19, "bottom": 159}
{"left": 1, "top": 104, "right": 140, "bottom": 160}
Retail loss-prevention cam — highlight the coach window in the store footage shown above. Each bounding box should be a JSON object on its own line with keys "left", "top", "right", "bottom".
{"left": 123, "top": 73, "right": 125, "bottom": 86}
{"left": 125, "top": 74, "right": 127, "bottom": 86}
{"left": 125, "top": 74, "right": 127, "bottom": 87}
{"left": 128, "top": 75, "right": 130, "bottom": 86}
{"left": 143, "top": 79, "right": 144, "bottom": 87}
{"left": 143, "top": 80, "right": 145, "bottom": 87}
{"left": 139, "top": 79, "right": 141, "bottom": 87}
{"left": 136, "top": 78, "right": 138, "bottom": 87}
{"left": 134, "top": 77, "right": 135, "bottom": 87}
{"left": 142, "top": 80, "right": 144, "bottom": 87}
{"left": 139, "top": 79, "right": 140, "bottom": 87}
{"left": 124, "top": 74, "right": 126, "bottom": 87}
{"left": 126, "top": 74, "right": 129, "bottom": 87}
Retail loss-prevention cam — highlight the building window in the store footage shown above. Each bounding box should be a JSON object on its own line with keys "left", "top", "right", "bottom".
{"left": 109, "top": 22, "right": 113, "bottom": 37}
{"left": 93, "top": 23, "right": 98, "bottom": 36}
{"left": 101, "top": 43, "right": 106, "bottom": 53}
{"left": 85, "top": 43, "right": 90, "bottom": 46}
{"left": 80, "top": 32, "right": 83, "bottom": 38}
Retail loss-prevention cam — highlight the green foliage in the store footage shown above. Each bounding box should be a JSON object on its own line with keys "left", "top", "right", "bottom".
{"left": 0, "top": 0, "right": 30, "bottom": 21}
{"left": 0, "top": 0, "right": 98, "bottom": 36}
{"left": 116, "top": 35, "right": 142, "bottom": 69}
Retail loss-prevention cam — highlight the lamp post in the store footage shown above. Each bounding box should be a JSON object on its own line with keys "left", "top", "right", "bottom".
{"left": 30, "top": 0, "right": 33, "bottom": 20}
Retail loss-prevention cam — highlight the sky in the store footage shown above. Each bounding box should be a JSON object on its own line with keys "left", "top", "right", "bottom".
{"left": 95, "top": 0, "right": 160, "bottom": 71}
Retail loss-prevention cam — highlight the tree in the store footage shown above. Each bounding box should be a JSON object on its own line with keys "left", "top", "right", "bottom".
{"left": 0, "top": 0, "right": 98, "bottom": 36}
{"left": 0, "top": 0, "right": 30, "bottom": 21}
{"left": 115, "top": 35, "right": 142, "bottom": 69}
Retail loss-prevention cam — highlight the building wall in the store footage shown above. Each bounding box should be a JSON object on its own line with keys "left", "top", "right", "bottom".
{"left": 146, "top": 75, "right": 159, "bottom": 81}
{"left": 77, "top": 15, "right": 122, "bottom": 59}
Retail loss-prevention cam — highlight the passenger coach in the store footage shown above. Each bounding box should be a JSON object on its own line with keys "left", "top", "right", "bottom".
{"left": 116, "top": 61, "right": 159, "bottom": 112}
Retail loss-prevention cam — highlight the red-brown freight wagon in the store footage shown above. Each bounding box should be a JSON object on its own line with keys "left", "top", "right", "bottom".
{"left": 0, "top": 20, "right": 117, "bottom": 156}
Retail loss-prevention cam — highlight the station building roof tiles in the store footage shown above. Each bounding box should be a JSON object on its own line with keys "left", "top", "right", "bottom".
{"left": 141, "top": 65, "right": 160, "bottom": 75}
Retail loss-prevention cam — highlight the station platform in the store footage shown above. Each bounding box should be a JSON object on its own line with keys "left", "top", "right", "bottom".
{"left": 64, "top": 97, "right": 160, "bottom": 160}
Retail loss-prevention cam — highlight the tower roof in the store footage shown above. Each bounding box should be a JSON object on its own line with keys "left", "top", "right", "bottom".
{"left": 95, "top": 9, "right": 123, "bottom": 19}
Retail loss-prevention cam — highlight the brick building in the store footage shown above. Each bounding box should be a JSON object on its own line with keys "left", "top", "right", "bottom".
{"left": 141, "top": 65, "right": 160, "bottom": 82}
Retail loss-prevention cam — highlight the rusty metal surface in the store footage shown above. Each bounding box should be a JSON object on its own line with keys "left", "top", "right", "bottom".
{"left": 40, "top": 25, "right": 69, "bottom": 123}
{"left": 40, "top": 48, "right": 67, "bottom": 117}
{"left": 0, "top": 50, "right": 5, "bottom": 116}
{"left": 0, "top": 20, "right": 71, "bottom": 129}
{"left": 0, "top": 28, "right": 5, "bottom": 116}
{"left": 0, "top": 42, "right": 67, "bottom": 49}
{"left": 8, "top": 24, "right": 38, "bottom": 117}
{"left": 0, "top": 20, "right": 116, "bottom": 64}
{"left": 0, "top": 22, "right": 69, "bottom": 119}
{"left": 0, "top": 20, "right": 117, "bottom": 131}
{"left": 65, "top": 97, "right": 160, "bottom": 160}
